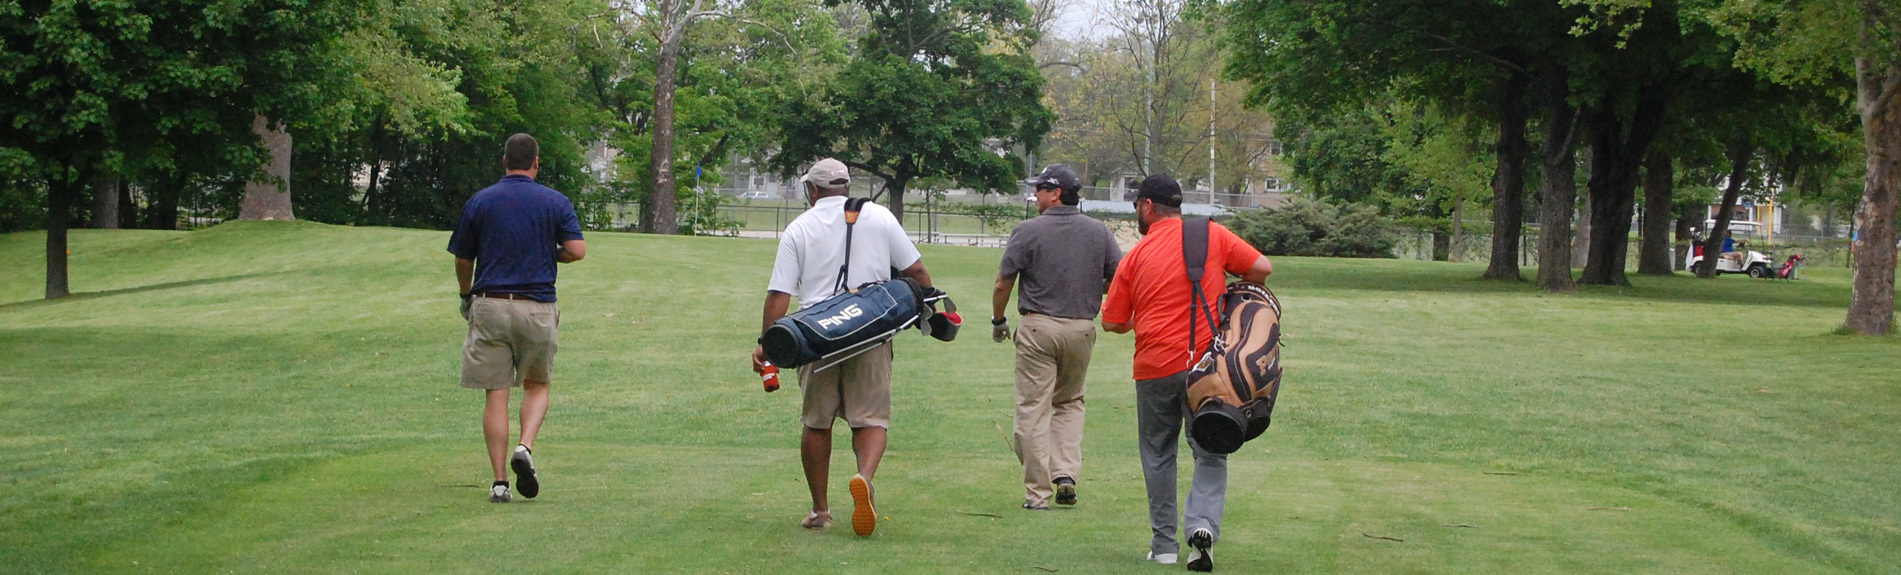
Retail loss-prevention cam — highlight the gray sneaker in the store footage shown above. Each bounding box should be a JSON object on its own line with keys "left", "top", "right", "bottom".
{"left": 489, "top": 481, "right": 512, "bottom": 503}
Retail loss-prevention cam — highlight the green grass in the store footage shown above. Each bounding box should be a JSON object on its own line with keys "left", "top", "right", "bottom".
{"left": 2, "top": 221, "right": 1898, "bottom": 574}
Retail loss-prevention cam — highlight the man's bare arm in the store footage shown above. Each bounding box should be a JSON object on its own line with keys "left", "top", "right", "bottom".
{"left": 752, "top": 290, "right": 793, "bottom": 373}
{"left": 1103, "top": 319, "right": 1133, "bottom": 334}
{"left": 1240, "top": 256, "right": 1273, "bottom": 284}
{"left": 557, "top": 239, "right": 586, "bottom": 263}
{"left": 456, "top": 258, "right": 475, "bottom": 295}
{"left": 760, "top": 291, "right": 792, "bottom": 333}
{"left": 900, "top": 260, "right": 933, "bottom": 288}
{"left": 991, "top": 275, "right": 1014, "bottom": 321}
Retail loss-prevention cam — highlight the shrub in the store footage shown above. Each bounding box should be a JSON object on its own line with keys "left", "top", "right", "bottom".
{"left": 1230, "top": 199, "right": 1397, "bottom": 258}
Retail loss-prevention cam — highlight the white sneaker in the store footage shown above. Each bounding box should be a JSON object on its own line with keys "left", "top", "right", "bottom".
{"left": 1147, "top": 551, "right": 1178, "bottom": 565}
{"left": 489, "top": 481, "right": 512, "bottom": 503}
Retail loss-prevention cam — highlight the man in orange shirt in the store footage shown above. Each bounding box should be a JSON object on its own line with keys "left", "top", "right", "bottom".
{"left": 1103, "top": 174, "right": 1272, "bottom": 572}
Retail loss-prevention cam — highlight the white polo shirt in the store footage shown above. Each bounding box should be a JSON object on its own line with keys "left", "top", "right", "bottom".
{"left": 768, "top": 196, "right": 923, "bottom": 309}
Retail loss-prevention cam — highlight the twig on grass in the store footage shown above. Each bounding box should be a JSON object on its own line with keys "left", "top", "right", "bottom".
{"left": 1362, "top": 533, "right": 1405, "bottom": 542}
{"left": 1442, "top": 523, "right": 1477, "bottom": 528}
{"left": 958, "top": 511, "right": 1005, "bottom": 518}
{"left": 1023, "top": 567, "right": 1059, "bottom": 572}
{"left": 1588, "top": 507, "right": 1632, "bottom": 511}
{"left": 1483, "top": 472, "right": 1520, "bottom": 476}
{"left": 444, "top": 484, "right": 484, "bottom": 488}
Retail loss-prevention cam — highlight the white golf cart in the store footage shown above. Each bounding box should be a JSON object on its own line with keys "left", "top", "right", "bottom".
{"left": 1686, "top": 220, "right": 1777, "bottom": 278}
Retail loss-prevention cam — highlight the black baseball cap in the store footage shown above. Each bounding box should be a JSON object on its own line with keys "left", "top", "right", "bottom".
{"left": 1022, "top": 164, "right": 1080, "bottom": 193}
{"left": 1135, "top": 173, "right": 1183, "bottom": 207}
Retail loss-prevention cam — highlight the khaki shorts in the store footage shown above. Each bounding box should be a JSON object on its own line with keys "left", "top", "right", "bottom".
{"left": 797, "top": 341, "right": 893, "bottom": 429}
{"left": 461, "top": 297, "right": 559, "bottom": 390}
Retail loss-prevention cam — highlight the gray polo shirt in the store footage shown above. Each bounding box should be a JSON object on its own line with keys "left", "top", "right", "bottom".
{"left": 1000, "top": 205, "right": 1123, "bottom": 320}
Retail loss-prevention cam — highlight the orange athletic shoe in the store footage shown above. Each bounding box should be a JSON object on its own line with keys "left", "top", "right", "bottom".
{"left": 849, "top": 474, "right": 877, "bottom": 536}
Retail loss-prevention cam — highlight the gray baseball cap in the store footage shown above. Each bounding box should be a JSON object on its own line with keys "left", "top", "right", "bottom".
{"left": 800, "top": 158, "right": 851, "bottom": 187}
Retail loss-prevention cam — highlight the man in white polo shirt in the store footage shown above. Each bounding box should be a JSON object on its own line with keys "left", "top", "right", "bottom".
{"left": 751, "top": 158, "right": 935, "bottom": 537}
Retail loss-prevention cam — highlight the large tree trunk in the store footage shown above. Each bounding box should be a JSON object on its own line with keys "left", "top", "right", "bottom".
{"left": 239, "top": 114, "right": 295, "bottom": 221}
{"left": 1697, "top": 141, "right": 1753, "bottom": 278}
{"left": 143, "top": 175, "right": 180, "bottom": 230}
{"left": 1638, "top": 151, "right": 1675, "bottom": 275}
{"left": 1579, "top": 90, "right": 1669, "bottom": 286}
{"left": 884, "top": 174, "right": 910, "bottom": 225}
{"left": 1844, "top": 56, "right": 1900, "bottom": 335}
{"left": 1537, "top": 103, "right": 1581, "bottom": 292}
{"left": 643, "top": 39, "right": 684, "bottom": 235}
{"left": 1450, "top": 197, "right": 1464, "bottom": 262}
{"left": 1571, "top": 200, "right": 1591, "bottom": 269}
{"left": 1485, "top": 71, "right": 1531, "bottom": 280}
{"left": 46, "top": 164, "right": 81, "bottom": 299}
{"left": 89, "top": 173, "right": 119, "bottom": 229}
{"left": 117, "top": 180, "right": 137, "bottom": 229}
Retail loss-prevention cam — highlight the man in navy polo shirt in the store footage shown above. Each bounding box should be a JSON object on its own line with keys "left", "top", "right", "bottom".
{"left": 447, "top": 133, "right": 586, "bottom": 503}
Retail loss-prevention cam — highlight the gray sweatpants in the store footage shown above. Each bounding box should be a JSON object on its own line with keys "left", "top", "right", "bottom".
{"left": 1136, "top": 370, "right": 1227, "bottom": 555}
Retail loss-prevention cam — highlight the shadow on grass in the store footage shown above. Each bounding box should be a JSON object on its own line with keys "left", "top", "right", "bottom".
{"left": 1271, "top": 257, "right": 1852, "bottom": 309}
{"left": 0, "top": 271, "right": 290, "bottom": 309}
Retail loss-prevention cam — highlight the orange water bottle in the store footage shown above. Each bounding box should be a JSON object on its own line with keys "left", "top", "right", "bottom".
{"left": 760, "top": 362, "right": 781, "bottom": 392}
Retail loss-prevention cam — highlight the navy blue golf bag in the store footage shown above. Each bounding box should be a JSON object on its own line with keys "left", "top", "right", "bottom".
{"left": 758, "top": 197, "right": 953, "bottom": 371}
{"left": 760, "top": 278, "right": 925, "bottom": 370}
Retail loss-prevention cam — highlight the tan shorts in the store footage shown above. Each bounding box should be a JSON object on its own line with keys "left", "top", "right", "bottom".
{"left": 460, "top": 297, "right": 559, "bottom": 390}
{"left": 797, "top": 341, "right": 893, "bottom": 429}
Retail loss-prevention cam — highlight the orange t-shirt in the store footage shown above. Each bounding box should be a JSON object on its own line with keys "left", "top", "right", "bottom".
{"left": 1102, "top": 218, "right": 1266, "bottom": 380}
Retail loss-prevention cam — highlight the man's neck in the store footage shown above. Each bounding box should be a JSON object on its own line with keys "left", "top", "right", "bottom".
{"left": 505, "top": 170, "right": 536, "bottom": 179}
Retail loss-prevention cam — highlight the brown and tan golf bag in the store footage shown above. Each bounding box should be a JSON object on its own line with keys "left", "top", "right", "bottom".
{"left": 1180, "top": 218, "right": 1283, "bottom": 454}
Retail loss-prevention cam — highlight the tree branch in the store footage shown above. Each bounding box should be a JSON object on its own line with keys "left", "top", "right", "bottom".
{"left": 1370, "top": 17, "right": 1529, "bottom": 76}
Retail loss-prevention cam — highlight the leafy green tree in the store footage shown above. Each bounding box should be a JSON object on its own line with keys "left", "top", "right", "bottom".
{"left": 292, "top": 0, "right": 610, "bottom": 230}
{"left": 0, "top": 0, "right": 351, "bottom": 298}
{"left": 571, "top": 0, "right": 842, "bottom": 232}
{"left": 773, "top": 0, "right": 1053, "bottom": 221}
{"left": 1221, "top": 0, "right": 1582, "bottom": 280}
{"left": 1701, "top": 0, "right": 1901, "bottom": 334}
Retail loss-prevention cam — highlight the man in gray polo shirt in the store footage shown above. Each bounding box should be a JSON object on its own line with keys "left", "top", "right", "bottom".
{"left": 991, "top": 164, "right": 1122, "bottom": 510}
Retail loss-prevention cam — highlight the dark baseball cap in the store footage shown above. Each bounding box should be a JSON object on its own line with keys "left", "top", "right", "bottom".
{"left": 1135, "top": 173, "right": 1183, "bottom": 207}
{"left": 1021, "top": 164, "right": 1080, "bottom": 193}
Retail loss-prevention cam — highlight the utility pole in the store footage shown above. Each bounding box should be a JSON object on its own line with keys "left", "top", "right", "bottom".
{"left": 1209, "top": 79, "right": 1217, "bottom": 204}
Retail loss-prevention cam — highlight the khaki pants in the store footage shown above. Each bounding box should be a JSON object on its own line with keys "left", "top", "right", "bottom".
{"left": 1013, "top": 314, "right": 1096, "bottom": 505}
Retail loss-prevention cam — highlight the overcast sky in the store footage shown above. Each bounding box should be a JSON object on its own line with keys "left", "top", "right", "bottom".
{"left": 1050, "top": 0, "right": 1112, "bottom": 40}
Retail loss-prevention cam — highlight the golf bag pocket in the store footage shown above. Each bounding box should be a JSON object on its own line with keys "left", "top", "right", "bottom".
{"left": 760, "top": 279, "right": 924, "bottom": 369}
{"left": 1186, "top": 282, "right": 1283, "bottom": 455}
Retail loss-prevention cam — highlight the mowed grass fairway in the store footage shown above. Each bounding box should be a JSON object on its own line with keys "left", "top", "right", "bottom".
{"left": 2, "top": 221, "right": 1898, "bottom": 574}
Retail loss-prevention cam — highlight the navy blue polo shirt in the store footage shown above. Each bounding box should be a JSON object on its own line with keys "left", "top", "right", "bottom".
{"left": 446, "top": 175, "right": 584, "bottom": 302}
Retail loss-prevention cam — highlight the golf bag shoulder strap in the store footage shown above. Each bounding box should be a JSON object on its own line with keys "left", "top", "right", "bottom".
{"left": 1182, "top": 217, "right": 1217, "bottom": 365}
{"left": 1183, "top": 217, "right": 1210, "bottom": 282}
{"left": 834, "top": 198, "right": 875, "bottom": 295}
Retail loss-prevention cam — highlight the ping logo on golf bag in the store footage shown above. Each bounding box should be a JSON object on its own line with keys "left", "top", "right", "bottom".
{"left": 816, "top": 304, "right": 865, "bottom": 329}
